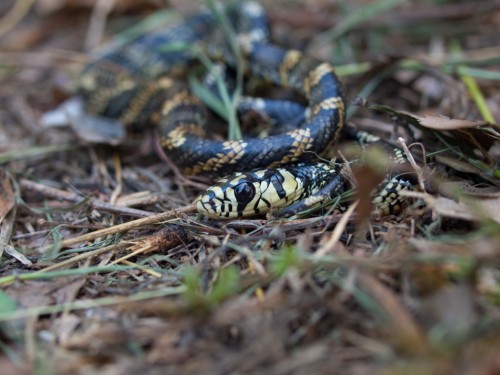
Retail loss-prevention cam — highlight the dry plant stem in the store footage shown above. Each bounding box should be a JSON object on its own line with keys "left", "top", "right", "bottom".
{"left": 110, "top": 244, "right": 154, "bottom": 266}
{"left": 0, "top": 208, "right": 16, "bottom": 261}
{"left": 0, "top": 0, "right": 35, "bottom": 37}
{"left": 276, "top": 2, "right": 493, "bottom": 30}
{"left": 154, "top": 135, "right": 208, "bottom": 191}
{"left": 0, "top": 51, "right": 89, "bottom": 68}
{"left": 4, "top": 244, "right": 32, "bottom": 266}
{"left": 37, "top": 221, "right": 107, "bottom": 230}
{"left": 397, "top": 137, "right": 425, "bottom": 191}
{"left": 25, "top": 315, "right": 37, "bottom": 366}
{"left": 35, "top": 243, "right": 129, "bottom": 273}
{"left": 315, "top": 203, "right": 427, "bottom": 353}
{"left": 315, "top": 201, "right": 359, "bottom": 258}
{"left": 120, "top": 259, "right": 162, "bottom": 278}
{"left": 84, "top": 0, "right": 116, "bottom": 50}
{"left": 38, "top": 204, "right": 196, "bottom": 253}
{"left": 110, "top": 152, "right": 123, "bottom": 205}
{"left": 354, "top": 271, "right": 428, "bottom": 354}
{"left": 227, "top": 213, "right": 349, "bottom": 231}
{"left": 12, "top": 96, "right": 40, "bottom": 134}
{"left": 20, "top": 179, "right": 152, "bottom": 218}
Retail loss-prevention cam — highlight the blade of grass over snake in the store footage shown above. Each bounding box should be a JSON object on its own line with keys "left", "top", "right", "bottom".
{"left": 204, "top": 0, "right": 244, "bottom": 140}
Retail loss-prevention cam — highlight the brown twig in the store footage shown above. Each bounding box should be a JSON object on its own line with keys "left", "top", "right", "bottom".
{"left": 315, "top": 201, "right": 359, "bottom": 258}
{"left": 84, "top": 0, "right": 116, "bottom": 51}
{"left": 34, "top": 242, "right": 128, "bottom": 273}
{"left": 0, "top": 0, "right": 36, "bottom": 37}
{"left": 154, "top": 133, "right": 209, "bottom": 191}
{"left": 20, "top": 178, "right": 154, "bottom": 218}
{"left": 38, "top": 204, "right": 196, "bottom": 253}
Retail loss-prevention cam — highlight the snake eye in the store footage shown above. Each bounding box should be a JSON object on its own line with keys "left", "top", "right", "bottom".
{"left": 234, "top": 182, "right": 255, "bottom": 205}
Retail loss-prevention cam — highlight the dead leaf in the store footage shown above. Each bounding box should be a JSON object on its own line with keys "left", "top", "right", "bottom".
{"left": 435, "top": 155, "right": 484, "bottom": 175}
{"left": 438, "top": 180, "right": 500, "bottom": 198}
{"left": 352, "top": 165, "right": 384, "bottom": 223}
{"left": 3, "top": 244, "right": 32, "bottom": 266}
{"left": 115, "top": 191, "right": 167, "bottom": 207}
{"left": 53, "top": 313, "right": 81, "bottom": 346}
{"left": 471, "top": 197, "right": 500, "bottom": 223}
{"left": 423, "top": 194, "right": 500, "bottom": 224}
{"left": 406, "top": 113, "right": 489, "bottom": 131}
{"left": 0, "top": 358, "right": 29, "bottom": 375}
{"left": 0, "top": 169, "right": 15, "bottom": 223}
{"left": 409, "top": 236, "right": 499, "bottom": 258}
{"left": 416, "top": 284, "right": 477, "bottom": 332}
{"left": 41, "top": 97, "right": 126, "bottom": 145}
{"left": 5, "top": 276, "right": 86, "bottom": 312}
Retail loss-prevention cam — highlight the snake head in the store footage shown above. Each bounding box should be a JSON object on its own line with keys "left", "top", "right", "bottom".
{"left": 196, "top": 168, "right": 304, "bottom": 218}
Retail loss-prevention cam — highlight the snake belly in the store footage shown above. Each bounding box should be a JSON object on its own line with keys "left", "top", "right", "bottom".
{"left": 77, "top": 1, "right": 346, "bottom": 219}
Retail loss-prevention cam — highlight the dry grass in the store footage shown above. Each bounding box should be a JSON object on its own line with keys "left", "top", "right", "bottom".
{"left": 0, "top": 0, "right": 499, "bottom": 374}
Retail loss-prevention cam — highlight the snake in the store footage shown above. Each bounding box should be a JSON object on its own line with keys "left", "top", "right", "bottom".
{"left": 77, "top": 1, "right": 411, "bottom": 219}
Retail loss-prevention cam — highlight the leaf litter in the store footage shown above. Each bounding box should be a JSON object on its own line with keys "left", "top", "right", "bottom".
{"left": 0, "top": 0, "right": 499, "bottom": 374}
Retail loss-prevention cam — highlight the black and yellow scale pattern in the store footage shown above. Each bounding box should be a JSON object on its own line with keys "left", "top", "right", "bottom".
{"left": 197, "top": 162, "right": 344, "bottom": 218}
{"left": 78, "top": 1, "right": 409, "bottom": 219}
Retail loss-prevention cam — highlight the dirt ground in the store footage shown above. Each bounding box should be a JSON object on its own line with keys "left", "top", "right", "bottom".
{"left": 0, "top": 0, "right": 499, "bottom": 374}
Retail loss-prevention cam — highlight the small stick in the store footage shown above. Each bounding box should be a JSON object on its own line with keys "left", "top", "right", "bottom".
{"left": 38, "top": 205, "right": 196, "bottom": 253}
{"left": 110, "top": 245, "right": 152, "bottom": 266}
{"left": 34, "top": 243, "right": 127, "bottom": 273}
{"left": 315, "top": 200, "right": 358, "bottom": 258}
{"left": 20, "top": 178, "right": 153, "bottom": 218}
{"left": 397, "top": 137, "right": 426, "bottom": 191}
{"left": 120, "top": 259, "right": 162, "bottom": 278}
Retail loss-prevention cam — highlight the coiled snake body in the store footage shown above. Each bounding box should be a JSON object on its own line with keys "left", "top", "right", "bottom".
{"left": 78, "top": 1, "right": 408, "bottom": 219}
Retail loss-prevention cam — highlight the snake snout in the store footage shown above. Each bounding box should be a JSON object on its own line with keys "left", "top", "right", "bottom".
{"left": 196, "top": 191, "right": 219, "bottom": 216}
